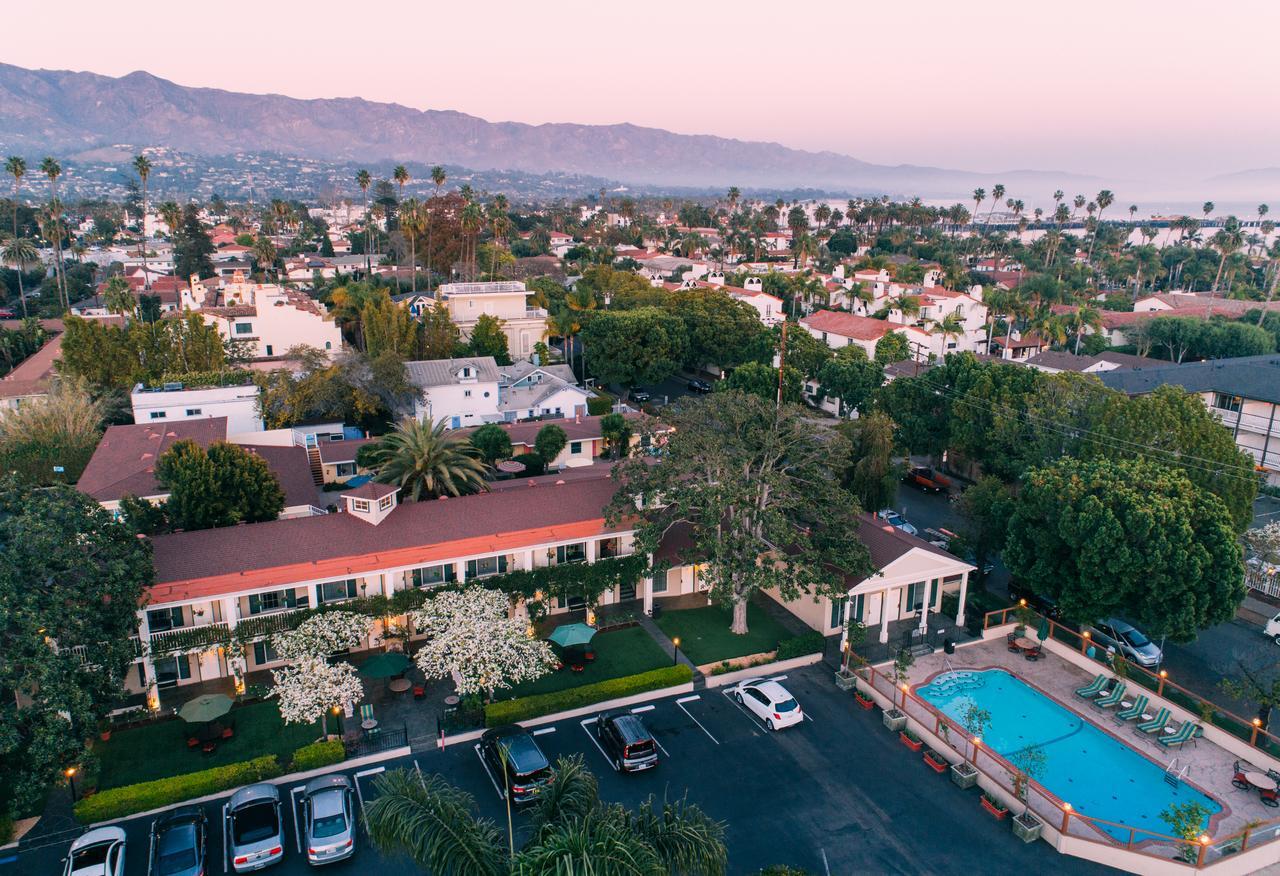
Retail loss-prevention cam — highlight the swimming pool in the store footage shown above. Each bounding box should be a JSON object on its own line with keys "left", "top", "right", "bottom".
{"left": 917, "top": 669, "right": 1220, "bottom": 840}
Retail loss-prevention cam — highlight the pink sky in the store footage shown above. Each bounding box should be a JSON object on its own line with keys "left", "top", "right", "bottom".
{"left": 7, "top": 0, "right": 1276, "bottom": 180}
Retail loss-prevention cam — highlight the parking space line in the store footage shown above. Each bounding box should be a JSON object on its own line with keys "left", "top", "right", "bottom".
{"left": 676, "top": 695, "right": 720, "bottom": 745}
{"left": 289, "top": 787, "right": 305, "bottom": 854}
{"left": 532, "top": 727, "right": 556, "bottom": 736}
{"left": 354, "top": 766, "right": 386, "bottom": 778}
{"left": 769, "top": 674, "right": 788, "bottom": 682}
{"left": 579, "top": 719, "right": 616, "bottom": 769}
{"left": 473, "top": 743, "right": 506, "bottom": 800}
{"left": 630, "top": 705, "right": 655, "bottom": 713}
{"left": 721, "top": 687, "right": 769, "bottom": 734}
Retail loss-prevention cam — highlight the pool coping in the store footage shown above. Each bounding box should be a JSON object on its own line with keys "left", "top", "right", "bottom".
{"left": 917, "top": 664, "right": 1232, "bottom": 844}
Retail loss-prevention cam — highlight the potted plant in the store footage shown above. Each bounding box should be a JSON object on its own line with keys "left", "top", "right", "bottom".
{"left": 981, "top": 792, "right": 1010, "bottom": 820}
{"left": 1013, "top": 602, "right": 1036, "bottom": 639}
{"left": 950, "top": 703, "right": 990, "bottom": 789}
{"left": 1008, "top": 746, "right": 1047, "bottom": 842}
{"left": 854, "top": 688, "right": 875, "bottom": 710}
{"left": 834, "top": 619, "right": 866, "bottom": 691}
{"left": 96, "top": 718, "right": 112, "bottom": 742}
{"left": 899, "top": 727, "right": 924, "bottom": 752}
{"left": 882, "top": 649, "right": 912, "bottom": 732}
{"left": 1161, "top": 802, "right": 1213, "bottom": 864}
{"left": 923, "top": 749, "right": 948, "bottom": 773}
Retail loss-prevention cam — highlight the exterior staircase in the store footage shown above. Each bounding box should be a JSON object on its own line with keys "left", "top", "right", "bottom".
{"left": 304, "top": 438, "right": 324, "bottom": 485}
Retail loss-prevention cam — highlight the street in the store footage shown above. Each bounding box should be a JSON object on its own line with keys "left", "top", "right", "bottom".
{"left": 11, "top": 665, "right": 1111, "bottom": 876}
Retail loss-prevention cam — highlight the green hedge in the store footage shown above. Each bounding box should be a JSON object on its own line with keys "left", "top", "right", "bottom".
{"left": 775, "top": 631, "right": 825, "bottom": 660}
{"left": 73, "top": 755, "right": 282, "bottom": 823}
{"left": 485, "top": 665, "right": 693, "bottom": 727}
{"left": 291, "top": 740, "right": 346, "bottom": 772}
{"left": 587, "top": 393, "right": 614, "bottom": 416}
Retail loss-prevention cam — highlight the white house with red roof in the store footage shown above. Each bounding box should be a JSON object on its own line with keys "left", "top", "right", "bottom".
{"left": 697, "top": 274, "right": 783, "bottom": 326}
{"left": 800, "top": 309, "right": 932, "bottom": 360}
{"left": 182, "top": 275, "right": 343, "bottom": 360}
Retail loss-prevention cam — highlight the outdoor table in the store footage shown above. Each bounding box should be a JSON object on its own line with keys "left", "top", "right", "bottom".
{"left": 196, "top": 722, "right": 224, "bottom": 744}
{"left": 1013, "top": 637, "right": 1038, "bottom": 651}
{"left": 1163, "top": 725, "right": 1178, "bottom": 735}
{"left": 1120, "top": 701, "right": 1134, "bottom": 709}
{"left": 388, "top": 678, "right": 411, "bottom": 693}
{"left": 361, "top": 718, "right": 378, "bottom": 730}
{"left": 1245, "top": 772, "right": 1276, "bottom": 791}
{"left": 1140, "top": 714, "right": 1153, "bottom": 721}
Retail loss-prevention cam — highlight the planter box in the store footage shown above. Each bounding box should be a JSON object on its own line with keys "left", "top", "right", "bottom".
{"left": 853, "top": 691, "right": 875, "bottom": 710}
{"left": 834, "top": 669, "right": 858, "bottom": 691}
{"left": 950, "top": 762, "right": 979, "bottom": 789}
{"left": 981, "top": 796, "right": 1010, "bottom": 820}
{"left": 922, "top": 750, "right": 948, "bottom": 773}
{"left": 1012, "top": 813, "right": 1043, "bottom": 843}
{"left": 899, "top": 731, "right": 924, "bottom": 752}
{"left": 882, "top": 709, "right": 907, "bottom": 732}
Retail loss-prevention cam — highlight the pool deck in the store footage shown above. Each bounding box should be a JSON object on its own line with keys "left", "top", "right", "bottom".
{"left": 905, "top": 638, "right": 1276, "bottom": 839}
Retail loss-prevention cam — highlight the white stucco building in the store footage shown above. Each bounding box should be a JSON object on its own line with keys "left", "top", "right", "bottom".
{"left": 437, "top": 281, "right": 549, "bottom": 360}
{"left": 182, "top": 275, "right": 343, "bottom": 360}
{"left": 406, "top": 356, "right": 591, "bottom": 429}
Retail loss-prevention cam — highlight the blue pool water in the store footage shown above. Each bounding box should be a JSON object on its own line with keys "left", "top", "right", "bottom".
{"left": 917, "top": 669, "right": 1220, "bottom": 839}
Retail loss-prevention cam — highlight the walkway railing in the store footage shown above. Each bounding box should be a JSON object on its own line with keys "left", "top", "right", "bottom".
{"left": 346, "top": 723, "right": 408, "bottom": 759}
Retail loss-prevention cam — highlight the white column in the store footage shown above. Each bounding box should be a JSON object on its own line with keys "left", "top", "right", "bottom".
{"left": 878, "top": 587, "right": 892, "bottom": 643}
{"left": 586, "top": 539, "right": 598, "bottom": 563}
{"left": 956, "top": 571, "right": 969, "bottom": 627}
{"left": 917, "top": 578, "right": 933, "bottom": 632}
{"left": 643, "top": 575, "right": 654, "bottom": 614}
{"left": 523, "top": 550, "right": 535, "bottom": 571}
{"left": 456, "top": 560, "right": 467, "bottom": 584}
{"left": 220, "top": 596, "right": 238, "bottom": 630}
{"left": 837, "top": 595, "right": 850, "bottom": 646}
{"left": 379, "top": 571, "right": 393, "bottom": 598}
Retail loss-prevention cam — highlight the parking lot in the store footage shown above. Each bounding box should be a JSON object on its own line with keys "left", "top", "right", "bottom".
{"left": 12, "top": 664, "right": 1114, "bottom": 875}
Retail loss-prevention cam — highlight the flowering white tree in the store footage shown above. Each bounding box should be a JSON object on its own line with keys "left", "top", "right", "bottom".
{"left": 1245, "top": 522, "right": 1280, "bottom": 566}
{"left": 410, "top": 587, "right": 557, "bottom": 700}
{"left": 271, "top": 657, "right": 365, "bottom": 736}
{"left": 273, "top": 611, "right": 371, "bottom": 660}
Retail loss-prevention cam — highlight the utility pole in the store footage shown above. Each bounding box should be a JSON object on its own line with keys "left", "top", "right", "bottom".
{"left": 776, "top": 321, "right": 788, "bottom": 408}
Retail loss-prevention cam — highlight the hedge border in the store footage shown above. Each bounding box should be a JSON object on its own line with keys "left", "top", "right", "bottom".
{"left": 775, "top": 631, "right": 825, "bottom": 661}
{"left": 290, "top": 739, "right": 346, "bottom": 772}
{"left": 73, "top": 755, "right": 282, "bottom": 823}
{"left": 484, "top": 665, "right": 693, "bottom": 726}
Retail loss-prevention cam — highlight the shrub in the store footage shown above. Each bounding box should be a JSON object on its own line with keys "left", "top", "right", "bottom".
{"left": 290, "top": 740, "right": 345, "bottom": 772}
{"left": 775, "top": 631, "right": 825, "bottom": 660}
{"left": 485, "top": 665, "right": 693, "bottom": 726}
{"left": 73, "top": 755, "right": 282, "bottom": 823}
{"left": 513, "top": 451, "right": 545, "bottom": 475}
{"left": 0, "top": 814, "right": 12, "bottom": 845}
{"left": 587, "top": 393, "right": 613, "bottom": 416}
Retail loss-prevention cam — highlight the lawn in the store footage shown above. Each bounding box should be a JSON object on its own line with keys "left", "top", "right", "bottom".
{"left": 499, "top": 625, "right": 670, "bottom": 700}
{"left": 655, "top": 601, "right": 793, "bottom": 665}
{"left": 93, "top": 699, "right": 320, "bottom": 790}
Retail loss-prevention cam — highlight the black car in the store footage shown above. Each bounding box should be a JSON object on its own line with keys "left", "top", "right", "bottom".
{"left": 480, "top": 724, "right": 554, "bottom": 805}
{"left": 149, "top": 807, "right": 207, "bottom": 876}
{"left": 630, "top": 387, "right": 651, "bottom": 402}
{"left": 595, "top": 710, "right": 659, "bottom": 772}
{"left": 687, "top": 378, "right": 713, "bottom": 393}
{"left": 1009, "top": 580, "right": 1066, "bottom": 624}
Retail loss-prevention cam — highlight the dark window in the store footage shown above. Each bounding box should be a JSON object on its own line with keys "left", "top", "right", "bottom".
{"left": 235, "top": 322, "right": 253, "bottom": 334}
{"left": 569, "top": 441, "right": 582, "bottom": 454}
{"left": 829, "top": 599, "right": 843, "bottom": 630}
{"left": 185, "top": 408, "right": 202, "bottom": 416}
{"left": 1214, "top": 392, "right": 1242, "bottom": 413}
{"left": 467, "top": 555, "right": 508, "bottom": 578}
{"left": 556, "top": 543, "right": 586, "bottom": 564}
{"left": 411, "top": 564, "right": 456, "bottom": 588}
{"left": 147, "top": 607, "right": 185, "bottom": 632}
{"left": 318, "top": 578, "right": 357, "bottom": 604}
{"left": 265, "top": 345, "right": 273, "bottom": 356}
{"left": 154, "top": 654, "right": 192, "bottom": 687}
{"left": 149, "top": 411, "right": 167, "bottom": 419}
{"left": 253, "top": 640, "right": 281, "bottom": 665}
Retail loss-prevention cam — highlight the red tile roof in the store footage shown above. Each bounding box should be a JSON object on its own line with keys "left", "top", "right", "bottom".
{"left": 800, "top": 310, "right": 895, "bottom": 341}
{"left": 342, "top": 481, "right": 398, "bottom": 500}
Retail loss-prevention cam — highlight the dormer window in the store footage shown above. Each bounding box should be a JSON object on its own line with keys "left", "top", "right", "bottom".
{"left": 378, "top": 494, "right": 393, "bottom": 511}
{"left": 352, "top": 498, "right": 370, "bottom": 513}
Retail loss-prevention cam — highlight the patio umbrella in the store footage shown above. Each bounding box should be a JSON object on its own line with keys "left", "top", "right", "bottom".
{"left": 548, "top": 623, "right": 597, "bottom": 648}
{"left": 359, "top": 651, "right": 412, "bottom": 679}
{"left": 496, "top": 459, "right": 525, "bottom": 474}
{"left": 178, "top": 693, "right": 234, "bottom": 724}
{"left": 1037, "top": 617, "right": 1051, "bottom": 642}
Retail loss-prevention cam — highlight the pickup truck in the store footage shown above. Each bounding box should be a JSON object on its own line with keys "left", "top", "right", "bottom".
{"left": 903, "top": 466, "right": 951, "bottom": 493}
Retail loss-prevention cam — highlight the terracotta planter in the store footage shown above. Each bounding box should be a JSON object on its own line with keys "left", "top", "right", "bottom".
{"left": 99, "top": 731, "right": 111, "bottom": 742}
{"left": 899, "top": 731, "right": 923, "bottom": 752}
{"left": 922, "top": 750, "right": 948, "bottom": 773}
{"left": 981, "top": 796, "right": 1009, "bottom": 820}
{"left": 854, "top": 691, "right": 875, "bottom": 710}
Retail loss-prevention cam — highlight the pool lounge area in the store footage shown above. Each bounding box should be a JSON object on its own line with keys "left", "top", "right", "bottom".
{"left": 869, "top": 628, "right": 1280, "bottom": 870}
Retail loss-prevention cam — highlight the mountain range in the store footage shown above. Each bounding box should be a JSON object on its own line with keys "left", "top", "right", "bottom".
{"left": 0, "top": 63, "right": 1100, "bottom": 198}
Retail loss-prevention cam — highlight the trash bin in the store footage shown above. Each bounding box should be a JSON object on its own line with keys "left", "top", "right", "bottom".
{"left": 943, "top": 638, "right": 955, "bottom": 654}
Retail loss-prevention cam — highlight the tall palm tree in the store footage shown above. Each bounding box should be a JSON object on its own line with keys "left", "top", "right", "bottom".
{"left": 393, "top": 164, "right": 409, "bottom": 202}
{"left": 252, "top": 236, "right": 277, "bottom": 283}
{"left": 548, "top": 307, "right": 581, "bottom": 375}
{"left": 363, "top": 757, "right": 726, "bottom": 876}
{"left": 726, "top": 186, "right": 740, "bottom": 213}
{"left": 460, "top": 202, "right": 484, "bottom": 281}
{"left": 932, "top": 312, "right": 965, "bottom": 352}
{"left": 39, "top": 157, "right": 66, "bottom": 306}
{"left": 367, "top": 418, "right": 488, "bottom": 500}
{"left": 356, "top": 169, "right": 372, "bottom": 272}
{"left": 1259, "top": 240, "right": 1280, "bottom": 326}
{"left": 971, "top": 189, "right": 986, "bottom": 228}
{"left": 1071, "top": 302, "right": 1103, "bottom": 354}
{"left": 987, "top": 183, "right": 1005, "bottom": 226}
{"left": 1086, "top": 189, "right": 1114, "bottom": 265}
{"left": 5, "top": 156, "right": 25, "bottom": 241}
{"left": 1, "top": 236, "right": 38, "bottom": 318}
{"left": 158, "top": 201, "right": 182, "bottom": 240}
{"left": 399, "top": 198, "right": 424, "bottom": 293}
{"left": 426, "top": 165, "right": 446, "bottom": 294}
{"left": 1206, "top": 218, "right": 1244, "bottom": 315}
{"left": 133, "top": 154, "right": 152, "bottom": 288}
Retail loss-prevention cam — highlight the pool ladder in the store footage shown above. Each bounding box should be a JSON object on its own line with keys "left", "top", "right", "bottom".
{"left": 1165, "top": 758, "right": 1190, "bottom": 787}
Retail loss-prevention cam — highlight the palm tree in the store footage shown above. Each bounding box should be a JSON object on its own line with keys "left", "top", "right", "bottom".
{"left": 988, "top": 184, "right": 1005, "bottom": 226}
{"left": 932, "top": 312, "right": 965, "bottom": 352}
{"left": 133, "top": 154, "right": 152, "bottom": 288}
{"left": 1, "top": 236, "right": 38, "bottom": 318}
{"left": 252, "top": 236, "right": 277, "bottom": 283}
{"left": 1070, "top": 302, "right": 1103, "bottom": 354}
{"left": 102, "top": 275, "right": 136, "bottom": 319}
{"left": 158, "top": 201, "right": 182, "bottom": 240}
{"left": 1086, "top": 189, "right": 1114, "bottom": 265}
{"left": 726, "top": 186, "right": 740, "bottom": 213}
{"left": 400, "top": 199, "right": 426, "bottom": 293}
{"left": 5, "top": 156, "right": 25, "bottom": 241}
{"left": 548, "top": 306, "right": 581, "bottom": 375}
{"left": 39, "top": 157, "right": 66, "bottom": 306}
{"left": 1206, "top": 218, "right": 1245, "bottom": 315}
{"left": 1071, "top": 195, "right": 1085, "bottom": 222}
{"left": 426, "top": 165, "right": 446, "bottom": 294}
{"left": 971, "top": 189, "right": 986, "bottom": 228}
{"left": 393, "top": 164, "right": 409, "bottom": 202}
{"left": 460, "top": 202, "right": 484, "bottom": 281}
{"left": 1259, "top": 240, "right": 1280, "bottom": 326}
{"left": 356, "top": 169, "right": 371, "bottom": 272}
{"left": 367, "top": 418, "right": 488, "bottom": 500}
{"left": 363, "top": 757, "right": 726, "bottom": 876}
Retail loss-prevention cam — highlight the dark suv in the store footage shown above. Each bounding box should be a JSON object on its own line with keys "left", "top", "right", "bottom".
{"left": 595, "top": 711, "right": 659, "bottom": 773}
{"left": 480, "top": 725, "right": 554, "bottom": 805}
{"left": 149, "top": 807, "right": 207, "bottom": 876}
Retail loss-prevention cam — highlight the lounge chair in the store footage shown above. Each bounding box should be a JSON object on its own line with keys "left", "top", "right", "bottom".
{"left": 1158, "top": 722, "right": 1200, "bottom": 749}
{"left": 1023, "top": 644, "right": 1043, "bottom": 661}
{"left": 1007, "top": 632, "right": 1021, "bottom": 653}
{"left": 359, "top": 704, "right": 377, "bottom": 728}
{"left": 1134, "top": 707, "right": 1171, "bottom": 736}
{"left": 1093, "top": 683, "right": 1127, "bottom": 709}
{"left": 1114, "top": 695, "right": 1149, "bottom": 723}
{"left": 1074, "top": 674, "right": 1108, "bottom": 698}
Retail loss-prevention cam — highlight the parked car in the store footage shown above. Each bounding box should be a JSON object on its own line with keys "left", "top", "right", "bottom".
{"left": 480, "top": 724, "right": 554, "bottom": 805}
{"left": 594, "top": 710, "right": 659, "bottom": 772}
{"left": 301, "top": 775, "right": 356, "bottom": 866}
{"left": 64, "top": 827, "right": 127, "bottom": 876}
{"left": 629, "top": 387, "right": 651, "bottom": 402}
{"left": 1008, "top": 580, "right": 1065, "bottom": 623}
{"left": 1263, "top": 611, "right": 1280, "bottom": 646}
{"left": 903, "top": 466, "right": 950, "bottom": 493}
{"left": 730, "top": 678, "right": 805, "bottom": 730}
{"left": 149, "top": 808, "right": 207, "bottom": 876}
{"left": 226, "top": 783, "right": 284, "bottom": 872}
{"left": 686, "top": 378, "right": 713, "bottom": 393}
{"left": 0, "top": 308, "right": 14, "bottom": 319}
{"left": 875, "top": 509, "right": 918, "bottom": 536}
{"left": 1086, "top": 618, "right": 1162, "bottom": 667}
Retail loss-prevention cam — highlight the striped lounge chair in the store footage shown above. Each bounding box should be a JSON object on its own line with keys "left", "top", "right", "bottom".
{"left": 1074, "top": 674, "right": 1108, "bottom": 699}
{"left": 1133, "top": 707, "right": 1171, "bottom": 737}
{"left": 1158, "top": 722, "right": 1200, "bottom": 749}
{"left": 1113, "top": 695, "right": 1149, "bottom": 724}
{"left": 1092, "top": 683, "right": 1127, "bottom": 709}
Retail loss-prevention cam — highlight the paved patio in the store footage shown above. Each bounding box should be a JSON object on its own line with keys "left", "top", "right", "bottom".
{"left": 906, "top": 637, "right": 1278, "bottom": 839}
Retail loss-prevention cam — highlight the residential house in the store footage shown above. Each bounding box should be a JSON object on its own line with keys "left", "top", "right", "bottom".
{"left": 405, "top": 356, "right": 591, "bottom": 429}
{"left": 130, "top": 379, "right": 264, "bottom": 434}
{"left": 454, "top": 413, "right": 650, "bottom": 469}
{"left": 799, "top": 310, "right": 932, "bottom": 360}
{"left": 0, "top": 329, "right": 62, "bottom": 412}
{"left": 182, "top": 275, "right": 343, "bottom": 360}
{"left": 698, "top": 275, "right": 783, "bottom": 326}
{"left": 437, "top": 280, "right": 548, "bottom": 360}
{"left": 1023, "top": 350, "right": 1161, "bottom": 374}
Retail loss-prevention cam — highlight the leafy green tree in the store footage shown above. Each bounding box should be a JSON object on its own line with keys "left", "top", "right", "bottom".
{"left": 361, "top": 294, "right": 420, "bottom": 360}
{"left": 581, "top": 307, "right": 688, "bottom": 389}
{"left": 720, "top": 361, "right": 803, "bottom": 404}
{"left": 874, "top": 331, "right": 912, "bottom": 364}
{"left": 466, "top": 313, "right": 511, "bottom": 364}
{"left": 775, "top": 324, "right": 831, "bottom": 378}
{"left": 817, "top": 352, "right": 883, "bottom": 417}
{"left": 420, "top": 301, "right": 462, "bottom": 359}
{"left": 1004, "top": 457, "right": 1244, "bottom": 641}
{"left": 609, "top": 391, "right": 873, "bottom": 634}
{"left": 173, "top": 203, "right": 215, "bottom": 280}
{"left": 469, "top": 423, "right": 513, "bottom": 465}
{"left": 534, "top": 423, "right": 568, "bottom": 464}
{"left": 953, "top": 476, "right": 1015, "bottom": 583}
{"left": 0, "top": 479, "right": 152, "bottom": 815}
{"left": 58, "top": 314, "right": 227, "bottom": 390}
{"left": 838, "top": 411, "right": 898, "bottom": 512}
{"left": 664, "top": 289, "right": 768, "bottom": 370}
{"left": 599, "top": 412, "right": 632, "bottom": 459}
{"left": 154, "top": 439, "right": 285, "bottom": 530}
{"left": 367, "top": 418, "right": 488, "bottom": 500}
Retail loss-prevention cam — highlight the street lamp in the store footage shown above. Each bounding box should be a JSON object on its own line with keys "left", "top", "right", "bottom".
{"left": 65, "top": 766, "right": 78, "bottom": 802}
{"left": 672, "top": 637, "right": 681, "bottom": 666}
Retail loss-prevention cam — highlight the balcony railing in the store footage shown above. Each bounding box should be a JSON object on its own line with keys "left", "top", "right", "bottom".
{"left": 234, "top": 607, "right": 312, "bottom": 641}
{"left": 148, "top": 623, "right": 231, "bottom": 655}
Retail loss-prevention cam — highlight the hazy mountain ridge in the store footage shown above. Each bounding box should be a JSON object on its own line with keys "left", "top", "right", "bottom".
{"left": 0, "top": 63, "right": 1105, "bottom": 197}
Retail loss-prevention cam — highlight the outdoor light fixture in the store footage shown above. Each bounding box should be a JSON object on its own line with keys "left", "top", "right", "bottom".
{"left": 972, "top": 736, "right": 981, "bottom": 746}
{"left": 1082, "top": 630, "right": 1090, "bottom": 638}
{"left": 65, "top": 766, "right": 78, "bottom": 801}
{"left": 1159, "top": 669, "right": 1168, "bottom": 678}
{"left": 672, "top": 637, "right": 681, "bottom": 666}
{"left": 1019, "top": 598, "right": 1026, "bottom": 607}
{"left": 1254, "top": 718, "right": 1264, "bottom": 727}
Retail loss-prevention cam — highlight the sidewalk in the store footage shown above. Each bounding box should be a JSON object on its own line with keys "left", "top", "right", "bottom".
{"left": 636, "top": 611, "right": 704, "bottom": 688}
{"left": 1241, "top": 592, "right": 1278, "bottom": 626}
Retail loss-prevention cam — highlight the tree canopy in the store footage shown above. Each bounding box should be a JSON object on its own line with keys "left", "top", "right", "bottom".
{"left": 465, "top": 314, "right": 511, "bottom": 364}
{"left": 581, "top": 307, "right": 688, "bottom": 389}
{"left": 469, "top": 423, "right": 513, "bottom": 465}
{"left": 59, "top": 314, "right": 229, "bottom": 390}
{"left": 153, "top": 439, "right": 286, "bottom": 530}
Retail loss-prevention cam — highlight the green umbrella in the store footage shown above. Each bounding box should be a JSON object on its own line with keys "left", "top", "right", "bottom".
{"left": 359, "top": 651, "right": 412, "bottom": 679}
{"left": 178, "top": 693, "right": 234, "bottom": 724}
{"left": 548, "top": 623, "right": 597, "bottom": 648}
{"left": 1037, "top": 617, "right": 1051, "bottom": 642}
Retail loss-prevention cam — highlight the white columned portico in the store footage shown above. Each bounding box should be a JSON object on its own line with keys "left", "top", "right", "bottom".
{"left": 455, "top": 560, "right": 467, "bottom": 584}
{"left": 955, "top": 570, "right": 970, "bottom": 627}
{"left": 878, "top": 586, "right": 893, "bottom": 643}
